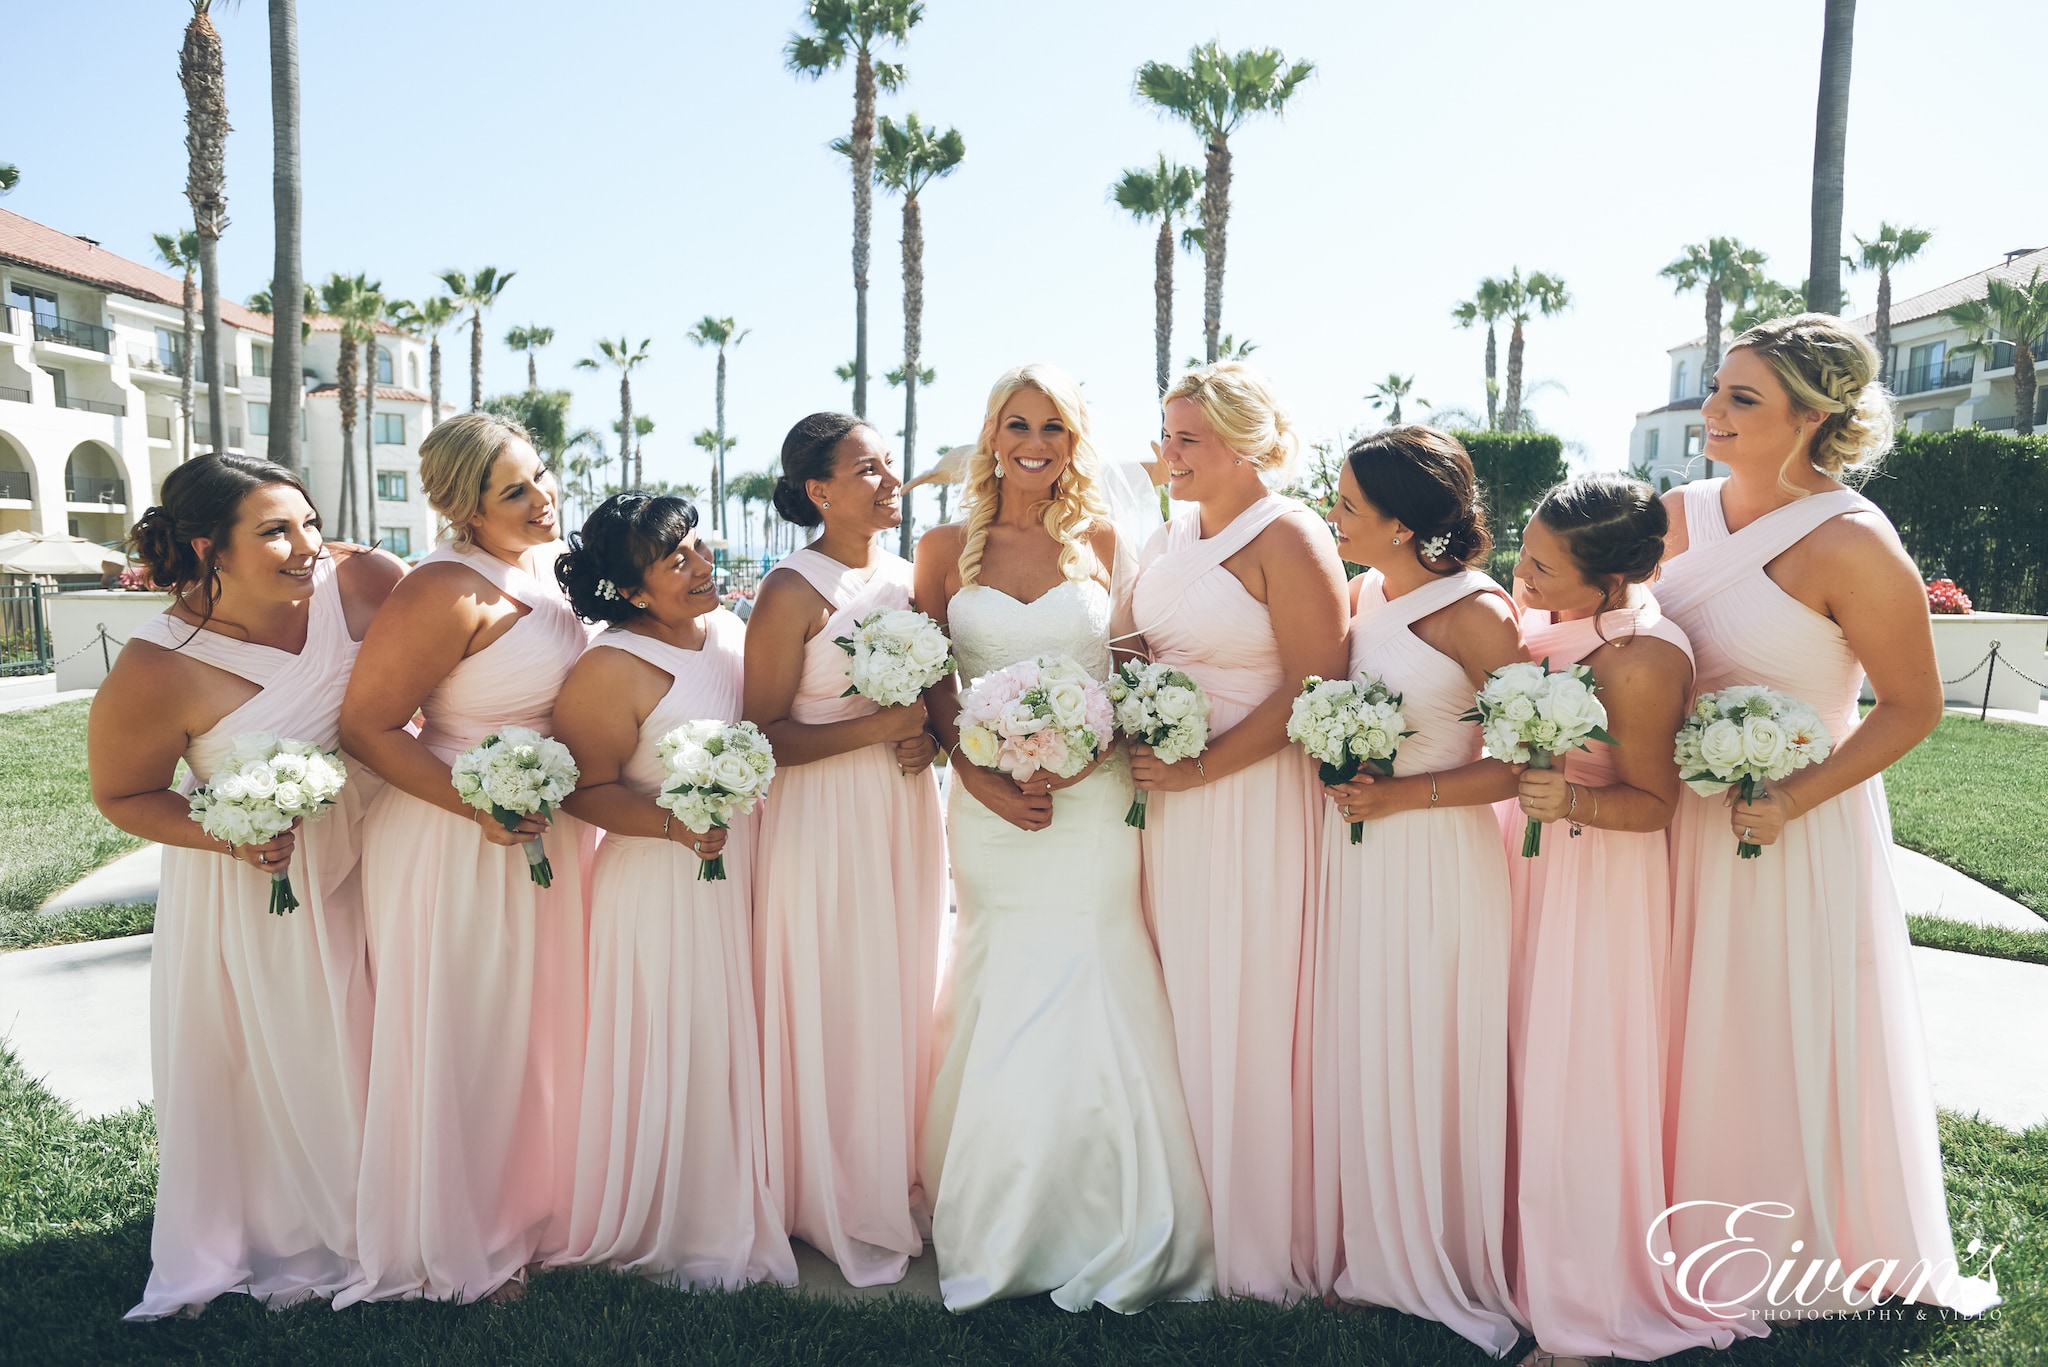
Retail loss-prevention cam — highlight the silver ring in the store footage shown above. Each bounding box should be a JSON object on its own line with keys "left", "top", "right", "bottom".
{"left": 1742, "top": 827, "right": 1754, "bottom": 841}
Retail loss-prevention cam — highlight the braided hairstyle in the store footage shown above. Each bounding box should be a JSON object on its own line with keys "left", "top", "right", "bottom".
{"left": 1163, "top": 361, "right": 1298, "bottom": 472}
{"left": 556, "top": 492, "right": 700, "bottom": 624}
{"left": 128, "top": 454, "right": 314, "bottom": 632}
{"left": 1531, "top": 474, "right": 1666, "bottom": 635}
{"left": 1731, "top": 312, "right": 1893, "bottom": 488}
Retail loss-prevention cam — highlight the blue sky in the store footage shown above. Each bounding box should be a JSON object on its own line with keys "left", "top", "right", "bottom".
{"left": 9, "top": 1, "right": 2045, "bottom": 526}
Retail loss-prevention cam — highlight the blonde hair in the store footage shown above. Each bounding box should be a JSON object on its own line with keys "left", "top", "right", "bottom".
{"left": 1162, "top": 360, "right": 1297, "bottom": 472}
{"left": 957, "top": 363, "right": 1112, "bottom": 588}
{"left": 1730, "top": 312, "right": 1893, "bottom": 489}
{"left": 418, "top": 411, "right": 532, "bottom": 543}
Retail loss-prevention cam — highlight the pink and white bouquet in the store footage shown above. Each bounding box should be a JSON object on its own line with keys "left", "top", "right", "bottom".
{"left": 1107, "top": 660, "right": 1211, "bottom": 828}
{"left": 1674, "top": 685, "right": 1832, "bottom": 859}
{"left": 187, "top": 731, "right": 348, "bottom": 915}
{"left": 955, "top": 654, "right": 1113, "bottom": 784}
{"left": 450, "top": 726, "right": 580, "bottom": 887}
{"left": 835, "top": 607, "right": 955, "bottom": 709}
{"left": 1288, "top": 672, "right": 1410, "bottom": 845}
{"left": 656, "top": 719, "right": 777, "bottom": 881}
{"left": 1464, "top": 659, "right": 1614, "bottom": 857}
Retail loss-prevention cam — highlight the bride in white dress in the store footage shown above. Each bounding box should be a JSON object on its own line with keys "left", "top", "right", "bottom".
{"left": 912, "top": 363, "right": 1215, "bottom": 1313}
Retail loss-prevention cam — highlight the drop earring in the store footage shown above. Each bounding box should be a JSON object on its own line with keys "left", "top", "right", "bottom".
{"left": 995, "top": 460, "right": 1005, "bottom": 479}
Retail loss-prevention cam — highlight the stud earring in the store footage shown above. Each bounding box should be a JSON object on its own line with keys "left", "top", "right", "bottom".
{"left": 1234, "top": 458, "right": 1243, "bottom": 466}
{"left": 1391, "top": 536, "right": 1402, "bottom": 546}
{"left": 821, "top": 499, "right": 830, "bottom": 509}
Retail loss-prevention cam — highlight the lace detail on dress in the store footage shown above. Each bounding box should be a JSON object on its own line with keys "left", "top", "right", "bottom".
{"left": 947, "top": 581, "right": 1114, "bottom": 684}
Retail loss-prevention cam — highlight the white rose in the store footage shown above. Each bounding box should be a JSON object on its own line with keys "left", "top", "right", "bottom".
{"left": 272, "top": 780, "right": 308, "bottom": 813}
{"left": 709, "top": 752, "right": 756, "bottom": 794}
{"left": 958, "top": 725, "right": 1001, "bottom": 769}
{"left": 1540, "top": 675, "right": 1608, "bottom": 738}
{"left": 905, "top": 628, "right": 950, "bottom": 672}
{"left": 1503, "top": 694, "right": 1537, "bottom": 723}
{"left": 1529, "top": 718, "right": 1562, "bottom": 751}
{"left": 214, "top": 774, "right": 250, "bottom": 803}
{"left": 1698, "top": 718, "right": 1748, "bottom": 773}
{"left": 1045, "top": 680, "right": 1089, "bottom": 729}
{"left": 1741, "top": 716, "right": 1787, "bottom": 770}
{"left": 1154, "top": 686, "right": 1196, "bottom": 723}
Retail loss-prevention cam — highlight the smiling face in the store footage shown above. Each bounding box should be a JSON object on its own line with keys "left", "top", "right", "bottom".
{"left": 807, "top": 424, "right": 903, "bottom": 533}
{"left": 466, "top": 438, "right": 558, "bottom": 554}
{"left": 626, "top": 525, "right": 719, "bottom": 625}
{"left": 992, "top": 387, "right": 1073, "bottom": 499}
{"left": 1159, "top": 396, "right": 1247, "bottom": 503}
{"left": 199, "top": 481, "right": 325, "bottom": 605}
{"left": 1332, "top": 461, "right": 1407, "bottom": 572}
{"left": 1702, "top": 346, "right": 1823, "bottom": 473}
{"left": 1513, "top": 515, "right": 1608, "bottom": 616}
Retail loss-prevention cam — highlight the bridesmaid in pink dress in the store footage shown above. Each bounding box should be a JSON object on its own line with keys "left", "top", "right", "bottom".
{"left": 1498, "top": 475, "right": 1729, "bottom": 1362}
{"left": 546, "top": 493, "right": 795, "bottom": 1289}
{"left": 1657, "top": 316, "right": 1998, "bottom": 1326}
{"left": 1127, "top": 363, "right": 1347, "bottom": 1301}
{"left": 1310, "top": 427, "right": 1527, "bottom": 1355}
{"left": 92, "top": 457, "right": 403, "bottom": 1319}
{"left": 744, "top": 413, "right": 948, "bottom": 1286}
{"left": 337, "top": 414, "right": 598, "bottom": 1304}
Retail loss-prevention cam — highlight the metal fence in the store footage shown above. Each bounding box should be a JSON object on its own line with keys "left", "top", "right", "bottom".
{"left": 0, "top": 584, "right": 53, "bottom": 677}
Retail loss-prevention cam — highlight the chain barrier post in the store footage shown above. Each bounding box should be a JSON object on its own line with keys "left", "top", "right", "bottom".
{"left": 1980, "top": 641, "right": 2001, "bottom": 723}
{"left": 97, "top": 623, "right": 112, "bottom": 675}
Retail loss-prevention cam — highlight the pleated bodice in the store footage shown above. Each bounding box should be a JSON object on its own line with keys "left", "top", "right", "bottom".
{"left": 1519, "top": 600, "right": 1694, "bottom": 787}
{"left": 771, "top": 545, "right": 917, "bottom": 724}
{"left": 1347, "top": 568, "right": 1509, "bottom": 774}
{"left": 589, "top": 613, "right": 746, "bottom": 798}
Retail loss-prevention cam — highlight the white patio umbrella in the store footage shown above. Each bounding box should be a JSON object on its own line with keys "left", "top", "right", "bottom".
{"left": 0, "top": 533, "right": 128, "bottom": 578}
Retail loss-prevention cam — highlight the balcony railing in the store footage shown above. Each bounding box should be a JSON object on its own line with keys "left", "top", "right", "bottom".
{"left": 193, "top": 424, "right": 243, "bottom": 449}
{"left": 66, "top": 475, "right": 126, "bottom": 505}
{"left": 58, "top": 394, "right": 126, "bottom": 417}
{"left": 127, "top": 349, "right": 238, "bottom": 387}
{"left": 0, "top": 470, "right": 30, "bottom": 500}
{"left": 1892, "top": 357, "right": 1976, "bottom": 397}
{"left": 32, "top": 313, "right": 112, "bottom": 354}
{"left": 0, "top": 385, "right": 27, "bottom": 404}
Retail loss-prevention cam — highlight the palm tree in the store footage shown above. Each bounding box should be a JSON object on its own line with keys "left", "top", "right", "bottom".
{"left": 485, "top": 388, "right": 577, "bottom": 470}
{"left": 505, "top": 324, "right": 554, "bottom": 390}
{"left": 267, "top": 0, "right": 304, "bottom": 470}
{"left": 729, "top": 469, "right": 776, "bottom": 557}
{"left": 576, "top": 337, "right": 652, "bottom": 488}
{"left": 393, "top": 295, "right": 457, "bottom": 427}
{"left": 1184, "top": 334, "right": 1259, "bottom": 371}
{"left": 1729, "top": 276, "right": 1807, "bottom": 334}
{"left": 1366, "top": 374, "right": 1421, "bottom": 426}
{"left": 1946, "top": 268, "right": 2048, "bottom": 437}
{"left": 319, "top": 273, "right": 366, "bottom": 538}
{"left": 1451, "top": 277, "right": 1509, "bottom": 429}
{"left": 1112, "top": 155, "right": 1202, "bottom": 397}
{"left": 871, "top": 113, "right": 964, "bottom": 558}
{"left": 692, "top": 428, "right": 738, "bottom": 529}
{"left": 179, "top": 0, "right": 232, "bottom": 453}
{"left": 686, "top": 317, "right": 749, "bottom": 534}
{"left": 151, "top": 229, "right": 201, "bottom": 463}
{"left": 1807, "top": 0, "right": 1858, "bottom": 314}
{"left": 438, "top": 267, "right": 516, "bottom": 411}
{"left": 1497, "top": 268, "right": 1571, "bottom": 433}
{"left": 613, "top": 414, "right": 656, "bottom": 491}
{"left": 1136, "top": 42, "right": 1314, "bottom": 364}
{"left": 786, "top": 0, "right": 924, "bottom": 421}
{"left": 1661, "top": 238, "right": 1768, "bottom": 385}
{"left": 1848, "top": 223, "right": 1933, "bottom": 382}
{"left": 0, "top": 163, "right": 17, "bottom": 193}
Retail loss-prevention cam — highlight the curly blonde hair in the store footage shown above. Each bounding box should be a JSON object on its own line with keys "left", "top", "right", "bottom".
{"left": 1731, "top": 312, "right": 1893, "bottom": 489}
{"left": 1163, "top": 360, "right": 1298, "bottom": 472}
{"left": 956, "top": 363, "right": 1112, "bottom": 588}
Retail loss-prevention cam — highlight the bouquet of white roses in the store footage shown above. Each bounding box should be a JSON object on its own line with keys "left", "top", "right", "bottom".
{"left": 955, "top": 654, "right": 1113, "bottom": 785}
{"left": 1674, "top": 685, "right": 1832, "bottom": 859}
{"left": 656, "top": 719, "right": 777, "bottom": 881}
{"left": 450, "top": 725, "right": 580, "bottom": 887}
{"left": 1286, "top": 672, "right": 1410, "bottom": 846}
{"left": 1463, "top": 659, "right": 1615, "bottom": 857}
{"left": 835, "top": 608, "right": 954, "bottom": 715}
{"left": 187, "top": 731, "right": 348, "bottom": 915}
{"left": 1106, "top": 660, "right": 1211, "bottom": 828}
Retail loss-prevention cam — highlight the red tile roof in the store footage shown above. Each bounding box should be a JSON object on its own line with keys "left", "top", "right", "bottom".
{"left": 308, "top": 314, "right": 406, "bottom": 337}
{"left": 1847, "top": 247, "right": 2048, "bottom": 331}
{"left": 308, "top": 383, "right": 431, "bottom": 403}
{"left": 0, "top": 207, "right": 273, "bottom": 334}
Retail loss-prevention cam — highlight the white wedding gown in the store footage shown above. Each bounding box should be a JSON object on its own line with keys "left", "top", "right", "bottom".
{"left": 923, "top": 579, "right": 1215, "bottom": 1313}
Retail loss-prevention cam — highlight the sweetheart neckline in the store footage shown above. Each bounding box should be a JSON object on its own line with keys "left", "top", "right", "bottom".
{"left": 952, "top": 580, "right": 1106, "bottom": 610}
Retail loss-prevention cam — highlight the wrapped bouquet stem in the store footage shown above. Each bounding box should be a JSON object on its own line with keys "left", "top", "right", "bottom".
{"left": 1287, "top": 673, "right": 1410, "bottom": 845}
{"left": 187, "top": 732, "right": 348, "bottom": 915}
{"left": 1106, "top": 660, "right": 1211, "bottom": 828}
{"left": 450, "top": 726, "right": 581, "bottom": 887}
{"left": 1464, "top": 659, "right": 1614, "bottom": 857}
{"left": 1674, "top": 685, "right": 1832, "bottom": 859}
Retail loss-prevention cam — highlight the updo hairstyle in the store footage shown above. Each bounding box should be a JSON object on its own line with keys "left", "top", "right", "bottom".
{"left": 773, "top": 412, "right": 872, "bottom": 528}
{"left": 556, "top": 492, "right": 700, "bottom": 625}
{"left": 128, "top": 454, "right": 313, "bottom": 625}
{"left": 418, "top": 410, "right": 533, "bottom": 543}
{"left": 1163, "top": 361, "right": 1298, "bottom": 472}
{"left": 1343, "top": 425, "right": 1492, "bottom": 572}
{"left": 1730, "top": 312, "right": 1893, "bottom": 484}
{"left": 1532, "top": 474, "right": 1667, "bottom": 621}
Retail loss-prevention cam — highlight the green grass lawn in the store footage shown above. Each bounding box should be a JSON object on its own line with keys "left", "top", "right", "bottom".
{"left": 0, "top": 699, "right": 143, "bottom": 915}
{"left": 1887, "top": 714, "right": 2048, "bottom": 922}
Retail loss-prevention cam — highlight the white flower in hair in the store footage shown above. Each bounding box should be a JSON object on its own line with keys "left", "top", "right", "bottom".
{"left": 1420, "top": 532, "right": 1452, "bottom": 559}
{"left": 596, "top": 578, "right": 619, "bottom": 601}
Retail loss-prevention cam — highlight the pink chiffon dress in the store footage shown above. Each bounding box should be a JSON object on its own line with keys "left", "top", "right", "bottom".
{"left": 551, "top": 613, "right": 795, "bottom": 1289}
{"left": 340, "top": 539, "right": 598, "bottom": 1306}
{"left": 750, "top": 546, "right": 948, "bottom": 1286}
{"left": 1131, "top": 495, "right": 1322, "bottom": 1301}
{"left": 1310, "top": 567, "right": 1520, "bottom": 1357}
{"left": 1498, "top": 602, "right": 1731, "bottom": 1357}
{"left": 125, "top": 553, "right": 380, "bottom": 1320}
{"left": 1656, "top": 478, "right": 1998, "bottom": 1327}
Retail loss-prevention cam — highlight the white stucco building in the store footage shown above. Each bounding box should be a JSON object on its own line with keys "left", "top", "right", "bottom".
{"left": 1630, "top": 246, "right": 2048, "bottom": 489}
{"left": 0, "top": 206, "right": 440, "bottom": 559}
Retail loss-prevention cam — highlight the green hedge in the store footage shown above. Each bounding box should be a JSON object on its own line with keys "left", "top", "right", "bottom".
{"left": 1859, "top": 429, "right": 2048, "bottom": 615}
{"left": 1455, "top": 431, "right": 1568, "bottom": 584}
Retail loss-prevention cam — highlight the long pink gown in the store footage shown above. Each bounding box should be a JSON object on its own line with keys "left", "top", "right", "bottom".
{"left": 551, "top": 613, "right": 796, "bottom": 1289}
{"left": 1657, "top": 478, "right": 1999, "bottom": 1326}
{"left": 339, "top": 540, "right": 597, "bottom": 1305}
{"left": 1131, "top": 495, "right": 1321, "bottom": 1301}
{"left": 1310, "top": 567, "right": 1520, "bottom": 1357}
{"left": 751, "top": 546, "right": 948, "bottom": 1286}
{"left": 1498, "top": 602, "right": 1731, "bottom": 1358}
{"left": 125, "top": 554, "right": 379, "bottom": 1320}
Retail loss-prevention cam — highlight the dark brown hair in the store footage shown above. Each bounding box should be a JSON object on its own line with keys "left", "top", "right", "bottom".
{"left": 773, "top": 411, "right": 872, "bottom": 529}
{"left": 1532, "top": 474, "right": 1667, "bottom": 631}
{"left": 127, "top": 454, "right": 314, "bottom": 631}
{"left": 557, "top": 492, "right": 701, "bottom": 625}
{"left": 1343, "top": 425, "right": 1492, "bottom": 573}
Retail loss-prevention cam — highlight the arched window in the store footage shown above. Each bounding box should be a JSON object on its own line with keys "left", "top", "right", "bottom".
{"left": 1672, "top": 362, "right": 1688, "bottom": 403}
{"left": 377, "top": 346, "right": 393, "bottom": 384}
{"left": 407, "top": 353, "right": 419, "bottom": 388}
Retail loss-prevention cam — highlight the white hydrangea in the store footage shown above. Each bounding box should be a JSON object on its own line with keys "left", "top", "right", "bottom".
{"left": 1107, "top": 660, "right": 1211, "bottom": 764}
{"left": 835, "top": 608, "right": 955, "bottom": 707}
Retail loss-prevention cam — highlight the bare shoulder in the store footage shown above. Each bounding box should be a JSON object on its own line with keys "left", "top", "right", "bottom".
{"left": 1660, "top": 486, "right": 1691, "bottom": 558}
{"left": 95, "top": 633, "right": 201, "bottom": 728}
{"left": 1809, "top": 504, "right": 1909, "bottom": 564}
{"left": 1447, "top": 585, "right": 1526, "bottom": 653}
{"left": 331, "top": 544, "right": 407, "bottom": 607}
{"left": 918, "top": 522, "right": 965, "bottom": 565}
{"left": 1085, "top": 520, "right": 1119, "bottom": 576}
{"left": 752, "top": 562, "right": 827, "bottom": 615}
{"left": 1589, "top": 633, "right": 1693, "bottom": 693}
{"left": 386, "top": 557, "right": 496, "bottom": 609}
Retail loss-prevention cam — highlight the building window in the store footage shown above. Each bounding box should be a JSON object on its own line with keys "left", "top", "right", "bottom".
{"left": 407, "top": 354, "right": 419, "bottom": 388}
{"left": 384, "top": 526, "right": 412, "bottom": 557}
{"left": 43, "top": 367, "right": 68, "bottom": 407}
{"left": 373, "top": 412, "right": 404, "bottom": 445}
{"left": 248, "top": 401, "right": 269, "bottom": 437}
{"left": 9, "top": 284, "right": 57, "bottom": 320}
{"left": 1644, "top": 429, "right": 1661, "bottom": 465}
{"left": 377, "top": 470, "right": 408, "bottom": 502}
{"left": 154, "top": 327, "right": 184, "bottom": 372}
{"left": 1684, "top": 425, "right": 1704, "bottom": 459}
{"left": 377, "top": 346, "right": 393, "bottom": 385}
{"left": 1672, "top": 362, "right": 1688, "bottom": 404}
{"left": 251, "top": 343, "right": 269, "bottom": 378}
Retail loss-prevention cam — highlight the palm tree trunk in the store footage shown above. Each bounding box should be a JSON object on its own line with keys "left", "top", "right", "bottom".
{"left": 851, "top": 50, "right": 877, "bottom": 420}
{"left": 1806, "top": 0, "right": 1857, "bottom": 314}
{"left": 1390, "top": 398, "right": 1401, "bottom": 425}
{"left": 1704, "top": 281, "right": 1724, "bottom": 382}
{"left": 337, "top": 335, "right": 359, "bottom": 540}
{"left": 1503, "top": 319, "right": 1526, "bottom": 432}
{"left": 179, "top": 269, "right": 196, "bottom": 462}
{"left": 364, "top": 349, "right": 377, "bottom": 546}
{"left": 428, "top": 336, "right": 442, "bottom": 427}
{"left": 526, "top": 351, "right": 537, "bottom": 391}
{"left": 899, "top": 195, "right": 923, "bottom": 560}
{"left": 618, "top": 375, "right": 635, "bottom": 488}
{"left": 197, "top": 234, "right": 228, "bottom": 452}
{"left": 1484, "top": 323, "right": 1498, "bottom": 430}
{"left": 181, "top": 1, "right": 231, "bottom": 455}
{"left": 2016, "top": 346, "right": 2037, "bottom": 438}
{"left": 1875, "top": 267, "right": 1894, "bottom": 381}
{"left": 714, "top": 351, "right": 728, "bottom": 533}
{"left": 1153, "top": 217, "right": 1173, "bottom": 397}
{"left": 267, "top": 0, "right": 302, "bottom": 470}
{"left": 469, "top": 312, "right": 483, "bottom": 410}
{"left": 1200, "top": 136, "right": 1231, "bottom": 364}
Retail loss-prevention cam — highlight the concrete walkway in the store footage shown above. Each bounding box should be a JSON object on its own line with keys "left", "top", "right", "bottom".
{"left": 0, "top": 933, "right": 153, "bottom": 1119}
{"left": 39, "top": 844, "right": 161, "bottom": 916}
